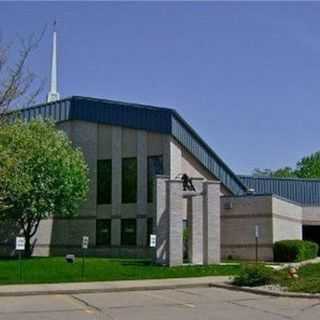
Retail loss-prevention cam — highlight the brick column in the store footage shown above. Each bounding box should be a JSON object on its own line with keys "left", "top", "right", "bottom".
{"left": 111, "top": 217, "right": 121, "bottom": 247}
{"left": 137, "top": 131, "right": 148, "bottom": 247}
{"left": 188, "top": 180, "right": 204, "bottom": 264}
{"left": 136, "top": 217, "right": 147, "bottom": 248}
{"left": 168, "top": 180, "right": 183, "bottom": 266}
{"left": 155, "top": 176, "right": 169, "bottom": 265}
{"left": 112, "top": 127, "right": 122, "bottom": 218}
{"left": 203, "top": 181, "right": 221, "bottom": 264}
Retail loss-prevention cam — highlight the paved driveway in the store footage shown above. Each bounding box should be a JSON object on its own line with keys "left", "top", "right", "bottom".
{"left": 0, "top": 287, "right": 319, "bottom": 320}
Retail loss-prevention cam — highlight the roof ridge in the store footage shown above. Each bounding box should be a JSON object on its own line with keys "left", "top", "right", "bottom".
{"left": 239, "top": 175, "right": 320, "bottom": 183}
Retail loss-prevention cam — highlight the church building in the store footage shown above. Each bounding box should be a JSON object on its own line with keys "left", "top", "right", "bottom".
{"left": 1, "top": 25, "right": 320, "bottom": 265}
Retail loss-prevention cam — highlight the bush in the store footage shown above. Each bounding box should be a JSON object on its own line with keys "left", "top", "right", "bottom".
{"left": 233, "top": 264, "right": 274, "bottom": 287}
{"left": 273, "top": 240, "right": 319, "bottom": 262}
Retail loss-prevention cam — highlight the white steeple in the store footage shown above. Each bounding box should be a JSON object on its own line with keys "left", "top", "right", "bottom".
{"left": 47, "top": 21, "right": 60, "bottom": 103}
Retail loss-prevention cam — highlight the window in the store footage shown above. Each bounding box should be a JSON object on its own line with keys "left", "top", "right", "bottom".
{"left": 97, "top": 160, "right": 112, "bottom": 204}
{"left": 96, "top": 219, "right": 111, "bottom": 246}
{"left": 147, "top": 155, "right": 164, "bottom": 202}
{"left": 146, "top": 218, "right": 153, "bottom": 245}
{"left": 122, "top": 158, "right": 137, "bottom": 203}
{"left": 121, "top": 219, "right": 137, "bottom": 246}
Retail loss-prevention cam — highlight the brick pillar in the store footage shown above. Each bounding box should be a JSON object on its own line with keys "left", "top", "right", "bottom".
{"left": 112, "top": 127, "right": 122, "bottom": 218}
{"left": 155, "top": 176, "right": 169, "bottom": 265}
{"left": 188, "top": 180, "right": 203, "bottom": 264}
{"left": 137, "top": 131, "right": 147, "bottom": 248}
{"left": 111, "top": 218, "right": 121, "bottom": 247}
{"left": 168, "top": 180, "right": 183, "bottom": 266}
{"left": 203, "top": 181, "right": 221, "bottom": 264}
{"left": 137, "top": 217, "right": 147, "bottom": 248}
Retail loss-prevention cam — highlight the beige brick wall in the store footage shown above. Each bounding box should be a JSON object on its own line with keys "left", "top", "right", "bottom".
{"left": 302, "top": 207, "right": 320, "bottom": 225}
{"left": 9, "top": 120, "right": 226, "bottom": 257}
{"left": 272, "top": 197, "right": 302, "bottom": 243}
{"left": 221, "top": 195, "right": 274, "bottom": 261}
{"left": 221, "top": 195, "right": 304, "bottom": 261}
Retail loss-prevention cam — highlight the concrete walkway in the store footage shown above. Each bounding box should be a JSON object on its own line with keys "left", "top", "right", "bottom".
{"left": 268, "top": 257, "right": 320, "bottom": 270}
{"left": 0, "top": 276, "right": 231, "bottom": 297}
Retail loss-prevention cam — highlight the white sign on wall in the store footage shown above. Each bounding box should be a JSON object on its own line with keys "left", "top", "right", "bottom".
{"left": 150, "top": 234, "right": 156, "bottom": 248}
{"left": 82, "top": 236, "right": 89, "bottom": 249}
{"left": 16, "top": 237, "right": 25, "bottom": 251}
{"left": 255, "top": 225, "right": 260, "bottom": 239}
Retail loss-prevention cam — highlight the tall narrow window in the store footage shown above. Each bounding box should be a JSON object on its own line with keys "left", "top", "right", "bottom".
{"left": 147, "top": 155, "right": 164, "bottom": 202}
{"left": 122, "top": 157, "right": 137, "bottom": 203}
{"left": 96, "top": 219, "right": 111, "bottom": 246}
{"left": 121, "top": 219, "right": 137, "bottom": 246}
{"left": 97, "top": 159, "right": 112, "bottom": 204}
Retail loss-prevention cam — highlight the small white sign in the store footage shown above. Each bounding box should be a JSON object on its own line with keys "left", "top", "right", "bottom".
{"left": 255, "top": 225, "right": 260, "bottom": 239}
{"left": 150, "top": 234, "right": 156, "bottom": 248}
{"left": 16, "top": 237, "right": 25, "bottom": 251}
{"left": 82, "top": 236, "right": 89, "bottom": 249}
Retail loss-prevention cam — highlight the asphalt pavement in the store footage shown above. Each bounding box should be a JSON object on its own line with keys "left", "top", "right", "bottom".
{"left": 0, "top": 286, "right": 319, "bottom": 320}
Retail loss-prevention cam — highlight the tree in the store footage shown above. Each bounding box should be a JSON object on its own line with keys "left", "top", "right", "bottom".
{"left": 253, "top": 152, "right": 320, "bottom": 179}
{"left": 296, "top": 151, "right": 320, "bottom": 179}
{"left": 252, "top": 168, "right": 273, "bottom": 177}
{"left": 272, "top": 166, "right": 296, "bottom": 178}
{"left": 252, "top": 167, "right": 296, "bottom": 178}
{"left": 0, "top": 32, "right": 43, "bottom": 119}
{"left": 0, "top": 119, "right": 89, "bottom": 257}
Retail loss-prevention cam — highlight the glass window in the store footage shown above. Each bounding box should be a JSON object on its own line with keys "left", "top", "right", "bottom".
{"left": 146, "top": 218, "right": 153, "bottom": 245}
{"left": 122, "top": 158, "right": 137, "bottom": 203}
{"left": 121, "top": 219, "right": 137, "bottom": 246}
{"left": 96, "top": 219, "right": 111, "bottom": 246}
{"left": 97, "top": 159, "right": 112, "bottom": 204}
{"left": 147, "top": 155, "right": 164, "bottom": 202}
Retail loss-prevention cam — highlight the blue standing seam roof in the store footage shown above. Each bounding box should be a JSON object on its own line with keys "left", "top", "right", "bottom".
{"left": 9, "top": 96, "right": 248, "bottom": 195}
{"left": 239, "top": 175, "right": 320, "bottom": 206}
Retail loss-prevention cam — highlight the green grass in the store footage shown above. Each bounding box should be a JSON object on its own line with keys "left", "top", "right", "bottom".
{"left": 279, "top": 263, "right": 320, "bottom": 294}
{"left": 0, "top": 257, "right": 240, "bottom": 285}
{"left": 232, "top": 262, "right": 320, "bottom": 294}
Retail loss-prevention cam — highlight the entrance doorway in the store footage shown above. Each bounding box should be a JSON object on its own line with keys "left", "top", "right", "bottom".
{"left": 303, "top": 225, "right": 320, "bottom": 255}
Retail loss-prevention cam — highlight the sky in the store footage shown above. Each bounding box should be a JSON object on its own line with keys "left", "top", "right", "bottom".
{"left": 1, "top": 1, "right": 320, "bottom": 175}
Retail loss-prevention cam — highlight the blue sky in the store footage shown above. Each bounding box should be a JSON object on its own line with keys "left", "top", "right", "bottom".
{"left": 1, "top": 1, "right": 320, "bottom": 174}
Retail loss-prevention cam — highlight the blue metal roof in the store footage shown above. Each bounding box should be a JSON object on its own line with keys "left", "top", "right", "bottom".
{"left": 239, "top": 175, "right": 320, "bottom": 205}
{"left": 10, "top": 96, "right": 247, "bottom": 195}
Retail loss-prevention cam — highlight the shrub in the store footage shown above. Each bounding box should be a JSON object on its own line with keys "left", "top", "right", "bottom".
{"left": 233, "top": 264, "right": 274, "bottom": 287}
{"left": 273, "top": 240, "right": 319, "bottom": 262}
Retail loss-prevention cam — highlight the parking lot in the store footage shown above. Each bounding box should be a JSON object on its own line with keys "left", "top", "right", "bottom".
{"left": 0, "top": 286, "right": 319, "bottom": 320}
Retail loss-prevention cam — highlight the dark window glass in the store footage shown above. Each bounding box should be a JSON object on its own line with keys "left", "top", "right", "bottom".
{"left": 122, "top": 158, "right": 137, "bottom": 203}
{"left": 97, "top": 160, "right": 112, "bottom": 204}
{"left": 146, "top": 218, "right": 153, "bottom": 245}
{"left": 183, "top": 219, "right": 189, "bottom": 261}
{"left": 121, "top": 219, "right": 137, "bottom": 246}
{"left": 96, "top": 219, "right": 111, "bottom": 246}
{"left": 147, "top": 155, "right": 164, "bottom": 202}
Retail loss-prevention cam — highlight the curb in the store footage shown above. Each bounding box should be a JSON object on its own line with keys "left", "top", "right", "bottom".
{"left": 1, "top": 280, "right": 320, "bottom": 299}
{"left": 0, "top": 282, "right": 213, "bottom": 297}
{"left": 209, "top": 282, "right": 320, "bottom": 300}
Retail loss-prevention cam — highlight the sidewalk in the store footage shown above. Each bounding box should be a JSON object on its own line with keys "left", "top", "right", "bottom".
{"left": 0, "top": 276, "right": 231, "bottom": 297}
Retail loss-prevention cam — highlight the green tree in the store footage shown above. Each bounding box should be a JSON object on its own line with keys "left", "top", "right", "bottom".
{"left": 0, "top": 119, "right": 89, "bottom": 256}
{"left": 252, "top": 167, "right": 296, "bottom": 178}
{"left": 296, "top": 151, "right": 320, "bottom": 179}
{"left": 272, "top": 166, "right": 296, "bottom": 178}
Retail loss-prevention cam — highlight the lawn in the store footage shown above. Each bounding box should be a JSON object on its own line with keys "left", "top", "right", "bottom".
{"left": 280, "top": 263, "right": 320, "bottom": 294}
{"left": 0, "top": 257, "right": 240, "bottom": 285}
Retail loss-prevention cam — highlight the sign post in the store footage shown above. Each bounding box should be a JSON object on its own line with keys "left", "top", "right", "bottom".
{"left": 255, "top": 225, "right": 259, "bottom": 264}
{"left": 81, "top": 236, "right": 89, "bottom": 280}
{"left": 16, "top": 237, "right": 25, "bottom": 281}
